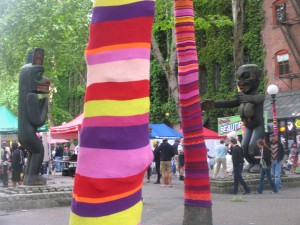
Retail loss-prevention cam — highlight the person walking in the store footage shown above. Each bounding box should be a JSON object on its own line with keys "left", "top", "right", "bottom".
{"left": 1, "top": 142, "right": 11, "bottom": 187}
{"left": 289, "top": 143, "right": 299, "bottom": 174}
{"left": 177, "top": 140, "right": 185, "bottom": 181}
{"left": 54, "top": 144, "right": 63, "bottom": 172}
{"left": 255, "top": 139, "right": 278, "bottom": 194}
{"left": 157, "top": 138, "right": 175, "bottom": 187}
{"left": 213, "top": 139, "right": 228, "bottom": 178}
{"left": 153, "top": 141, "right": 161, "bottom": 184}
{"left": 11, "top": 142, "right": 24, "bottom": 188}
{"left": 172, "top": 138, "right": 181, "bottom": 177}
{"left": 229, "top": 138, "right": 250, "bottom": 195}
{"left": 268, "top": 133, "right": 284, "bottom": 190}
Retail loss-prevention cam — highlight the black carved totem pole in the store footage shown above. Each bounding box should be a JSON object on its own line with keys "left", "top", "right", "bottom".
{"left": 203, "top": 64, "right": 265, "bottom": 173}
{"left": 18, "top": 48, "right": 50, "bottom": 185}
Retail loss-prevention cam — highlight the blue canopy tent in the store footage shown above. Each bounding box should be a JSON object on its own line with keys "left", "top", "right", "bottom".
{"left": 149, "top": 124, "right": 183, "bottom": 139}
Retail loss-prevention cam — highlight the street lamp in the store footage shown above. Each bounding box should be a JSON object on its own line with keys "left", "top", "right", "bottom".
{"left": 267, "top": 84, "right": 279, "bottom": 134}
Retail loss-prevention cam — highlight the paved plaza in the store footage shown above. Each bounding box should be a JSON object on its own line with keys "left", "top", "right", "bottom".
{"left": 0, "top": 174, "right": 300, "bottom": 225}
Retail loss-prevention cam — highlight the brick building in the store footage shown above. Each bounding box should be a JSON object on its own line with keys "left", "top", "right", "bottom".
{"left": 262, "top": 0, "right": 300, "bottom": 91}
{"left": 262, "top": 0, "right": 300, "bottom": 149}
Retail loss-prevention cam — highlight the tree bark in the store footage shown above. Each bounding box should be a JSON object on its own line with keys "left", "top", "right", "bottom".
{"left": 183, "top": 205, "right": 213, "bottom": 225}
{"left": 151, "top": 32, "right": 179, "bottom": 109}
{"left": 232, "top": 0, "right": 245, "bottom": 69}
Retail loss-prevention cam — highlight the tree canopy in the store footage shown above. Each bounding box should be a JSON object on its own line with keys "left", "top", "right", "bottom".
{"left": 0, "top": 0, "right": 265, "bottom": 129}
{"left": 0, "top": 0, "right": 91, "bottom": 124}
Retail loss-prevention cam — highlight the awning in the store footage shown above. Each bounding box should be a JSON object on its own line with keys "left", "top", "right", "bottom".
{"left": 0, "top": 106, "right": 18, "bottom": 134}
{"left": 150, "top": 124, "right": 183, "bottom": 139}
{"left": 50, "top": 114, "right": 83, "bottom": 139}
{"left": 264, "top": 90, "right": 300, "bottom": 120}
{"left": 47, "top": 137, "right": 69, "bottom": 144}
{"left": 179, "top": 127, "right": 223, "bottom": 140}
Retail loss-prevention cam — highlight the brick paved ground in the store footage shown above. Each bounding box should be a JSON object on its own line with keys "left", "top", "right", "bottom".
{"left": 0, "top": 174, "right": 300, "bottom": 225}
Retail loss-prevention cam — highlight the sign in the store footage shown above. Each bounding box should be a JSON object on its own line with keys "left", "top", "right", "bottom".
{"left": 218, "top": 116, "right": 242, "bottom": 136}
{"left": 295, "top": 119, "right": 300, "bottom": 128}
{"left": 37, "top": 124, "right": 49, "bottom": 132}
{"left": 218, "top": 112, "right": 269, "bottom": 136}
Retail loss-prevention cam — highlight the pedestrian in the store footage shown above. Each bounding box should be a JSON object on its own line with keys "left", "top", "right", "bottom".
{"left": 63, "top": 144, "right": 70, "bottom": 159}
{"left": 54, "top": 144, "right": 63, "bottom": 172}
{"left": 229, "top": 138, "right": 250, "bottom": 195}
{"left": 207, "top": 149, "right": 215, "bottom": 170}
{"left": 157, "top": 138, "right": 175, "bottom": 187}
{"left": 146, "top": 144, "right": 155, "bottom": 183}
{"left": 289, "top": 143, "right": 299, "bottom": 174}
{"left": 51, "top": 146, "right": 56, "bottom": 160}
{"left": 146, "top": 165, "right": 152, "bottom": 183}
{"left": 172, "top": 138, "right": 181, "bottom": 177}
{"left": 255, "top": 139, "right": 278, "bottom": 194}
{"left": 1, "top": 142, "right": 11, "bottom": 187}
{"left": 268, "top": 133, "right": 284, "bottom": 190}
{"left": 178, "top": 139, "right": 184, "bottom": 181}
{"left": 213, "top": 139, "right": 228, "bottom": 178}
{"left": 153, "top": 141, "right": 161, "bottom": 184}
{"left": 11, "top": 142, "right": 24, "bottom": 188}
{"left": 18, "top": 146, "right": 26, "bottom": 181}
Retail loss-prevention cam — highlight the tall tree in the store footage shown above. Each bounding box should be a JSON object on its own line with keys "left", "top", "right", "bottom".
{"left": 174, "top": 0, "right": 213, "bottom": 224}
{"left": 152, "top": 0, "right": 179, "bottom": 112}
{"left": 0, "top": 0, "right": 91, "bottom": 124}
{"left": 232, "top": 0, "right": 245, "bottom": 69}
{"left": 69, "top": 1, "right": 155, "bottom": 224}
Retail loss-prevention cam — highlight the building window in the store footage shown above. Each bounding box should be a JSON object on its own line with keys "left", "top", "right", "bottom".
{"left": 273, "top": 0, "right": 287, "bottom": 26}
{"left": 276, "top": 50, "right": 290, "bottom": 76}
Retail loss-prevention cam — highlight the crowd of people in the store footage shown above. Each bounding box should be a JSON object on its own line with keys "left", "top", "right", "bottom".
{"left": 146, "top": 133, "right": 300, "bottom": 194}
{"left": 211, "top": 133, "right": 300, "bottom": 194}
{"left": 0, "top": 141, "right": 26, "bottom": 188}
{"left": 0, "top": 141, "right": 78, "bottom": 187}
{"left": 2, "top": 134, "right": 299, "bottom": 193}
{"left": 148, "top": 138, "right": 185, "bottom": 187}
{"left": 51, "top": 143, "right": 78, "bottom": 175}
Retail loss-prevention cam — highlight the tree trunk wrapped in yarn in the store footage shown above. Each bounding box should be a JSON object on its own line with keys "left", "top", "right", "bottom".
{"left": 69, "top": 1, "right": 155, "bottom": 224}
{"left": 173, "top": 0, "right": 213, "bottom": 224}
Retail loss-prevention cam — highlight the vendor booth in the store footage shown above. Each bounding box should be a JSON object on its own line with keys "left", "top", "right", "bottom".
{"left": 178, "top": 127, "right": 224, "bottom": 169}
{"left": 50, "top": 114, "right": 83, "bottom": 139}
{"left": 150, "top": 123, "right": 183, "bottom": 139}
{"left": 0, "top": 106, "right": 18, "bottom": 161}
{"left": 0, "top": 106, "right": 18, "bottom": 135}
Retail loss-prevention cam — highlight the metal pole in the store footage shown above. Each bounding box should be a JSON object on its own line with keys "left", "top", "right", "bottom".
{"left": 272, "top": 95, "right": 278, "bottom": 135}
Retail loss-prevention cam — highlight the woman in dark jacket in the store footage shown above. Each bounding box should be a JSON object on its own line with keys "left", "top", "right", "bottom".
{"left": 11, "top": 142, "right": 24, "bottom": 188}
{"left": 255, "top": 139, "right": 278, "bottom": 194}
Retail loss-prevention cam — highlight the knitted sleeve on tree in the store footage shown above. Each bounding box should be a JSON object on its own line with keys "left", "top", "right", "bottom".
{"left": 174, "top": 0, "right": 212, "bottom": 208}
{"left": 69, "top": 1, "right": 155, "bottom": 224}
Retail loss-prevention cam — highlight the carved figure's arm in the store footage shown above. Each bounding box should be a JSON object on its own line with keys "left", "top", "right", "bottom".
{"left": 201, "top": 99, "right": 239, "bottom": 110}
{"left": 26, "top": 93, "right": 48, "bottom": 127}
{"left": 238, "top": 93, "right": 265, "bottom": 105}
{"left": 214, "top": 99, "right": 240, "bottom": 108}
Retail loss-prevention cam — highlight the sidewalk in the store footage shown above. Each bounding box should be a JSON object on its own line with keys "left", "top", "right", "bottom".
{"left": 1, "top": 174, "right": 300, "bottom": 225}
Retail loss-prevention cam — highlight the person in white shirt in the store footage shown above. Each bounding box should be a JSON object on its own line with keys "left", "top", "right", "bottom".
{"left": 177, "top": 140, "right": 185, "bottom": 181}
{"left": 213, "top": 139, "right": 227, "bottom": 178}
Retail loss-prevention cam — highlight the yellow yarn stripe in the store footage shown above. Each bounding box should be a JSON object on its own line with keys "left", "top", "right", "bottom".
{"left": 84, "top": 98, "right": 149, "bottom": 117}
{"left": 69, "top": 201, "right": 142, "bottom": 225}
{"left": 94, "top": 0, "right": 146, "bottom": 7}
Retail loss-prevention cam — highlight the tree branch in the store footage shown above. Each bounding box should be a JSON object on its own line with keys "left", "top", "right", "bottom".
{"left": 72, "top": 61, "right": 87, "bottom": 83}
{"left": 151, "top": 34, "right": 170, "bottom": 81}
{"left": 194, "top": 6, "right": 219, "bottom": 30}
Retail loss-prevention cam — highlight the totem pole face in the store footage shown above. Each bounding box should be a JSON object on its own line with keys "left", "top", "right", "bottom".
{"left": 19, "top": 48, "right": 50, "bottom": 95}
{"left": 237, "top": 64, "right": 262, "bottom": 94}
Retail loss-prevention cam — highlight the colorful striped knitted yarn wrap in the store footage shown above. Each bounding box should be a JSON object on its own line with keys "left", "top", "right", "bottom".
{"left": 174, "top": 0, "right": 212, "bottom": 208}
{"left": 69, "top": 1, "right": 155, "bottom": 224}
